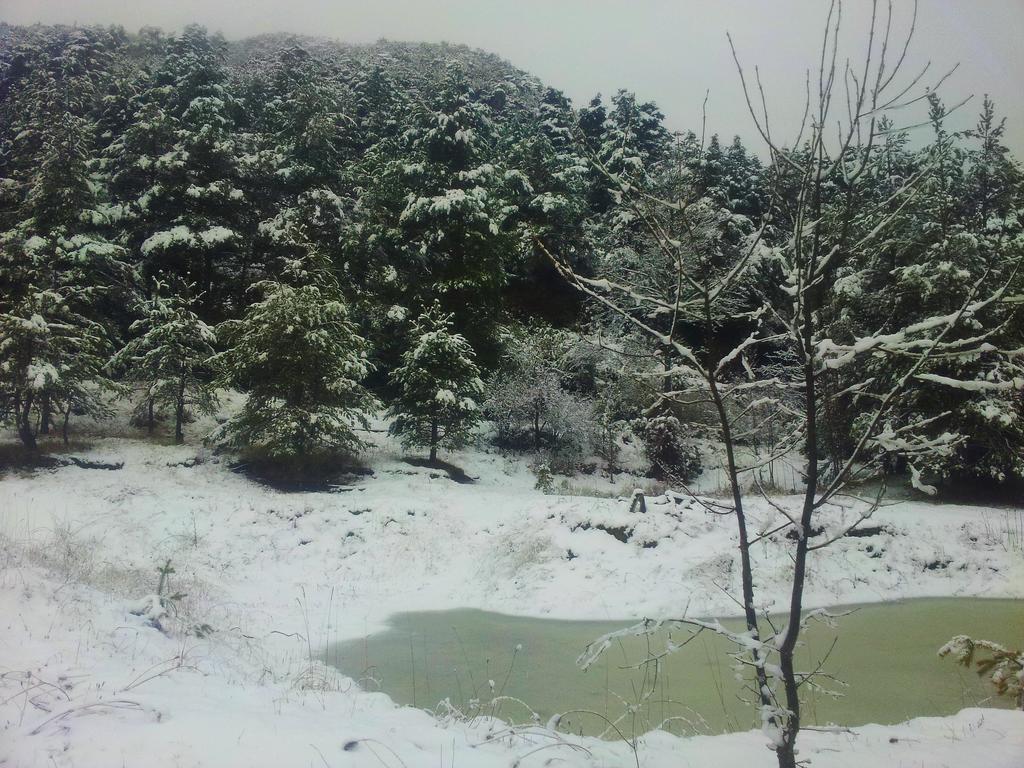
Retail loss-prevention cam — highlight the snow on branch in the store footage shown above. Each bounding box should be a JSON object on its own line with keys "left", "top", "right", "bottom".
{"left": 916, "top": 373, "right": 1024, "bottom": 392}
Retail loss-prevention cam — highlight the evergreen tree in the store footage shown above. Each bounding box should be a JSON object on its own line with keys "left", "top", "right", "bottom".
{"left": 721, "top": 135, "right": 766, "bottom": 218}
{"left": 0, "top": 64, "right": 128, "bottom": 450}
{"left": 125, "top": 27, "right": 246, "bottom": 318}
{"left": 348, "top": 62, "right": 404, "bottom": 152}
{"left": 103, "top": 98, "right": 177, "bottom": 253}
{"left": 680, "top": 132, "right": 766, "bottom": 218}
{"left": 585, "top": 89, "right": 670, "bottom": 216}
{"left": 388, "top": 303, "right": 483, "bottom": 462}
{"left": 390, "top": 72, "right": 523, "bottom": 361}
{"left": 826, "top": 98, "right": 1024, "bottom": 487}
{"left": 247, "top": 48, "right": 351, "bottom": 293}
{"left": 341, "top": 70, "right": 525, "bottom": 376}
{"left": 601, "top": 89, "right": 670, "bottom": 184}
{"left": 110, "top": 282, "right": 217, "bottom": 442}
{"left": 211, "top": 258, "right": 376, "bottom": 458}
{"left": 504, "top": 87, "right": 591, "bottom": 324}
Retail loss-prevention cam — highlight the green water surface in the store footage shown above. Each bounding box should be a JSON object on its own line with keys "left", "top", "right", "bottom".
{"left": 325, "top": 598, "right": 1023, "bottom": 737}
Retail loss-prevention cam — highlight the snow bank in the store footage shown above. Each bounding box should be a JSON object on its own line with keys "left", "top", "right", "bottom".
{"left": 1, "top": 428, "right": 1022, "bottom": 766}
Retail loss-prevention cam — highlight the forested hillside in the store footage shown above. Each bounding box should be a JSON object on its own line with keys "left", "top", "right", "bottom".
{"left": 1, "top": 22, "right": 1021, "bottom": 490}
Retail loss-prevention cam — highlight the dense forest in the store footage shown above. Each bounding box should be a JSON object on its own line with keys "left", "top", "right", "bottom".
{"left": 1, "top": 22, "right": 1021, "bottom": 491}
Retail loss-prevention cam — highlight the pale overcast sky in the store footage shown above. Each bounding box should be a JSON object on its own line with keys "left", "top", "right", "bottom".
{"left": 3, "top": 1, "right": 1022, "bottom": 157}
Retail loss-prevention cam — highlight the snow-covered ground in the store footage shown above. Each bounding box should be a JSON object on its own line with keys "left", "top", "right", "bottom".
{"left": 1, "top": 413, "right": 1022, "bottom": 767}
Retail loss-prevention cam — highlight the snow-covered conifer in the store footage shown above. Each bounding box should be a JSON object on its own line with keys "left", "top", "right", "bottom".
{"left": 388, "top": 303, "right": 483, "bottom": 462}
{"left": 825, "top": 97, "right": 1024, "bottom": 486}
{"left": 0, "top": 64, "right": 129, "bottom": 450}
{"left": 211, "top": 258, "right": 376, "bottom": 458}
{"left": 110, "top": 282, "right": 218, "bottom": 442}
{"left": 504, "top": 87, "right": 592, "bottom": 323}
{"left": 120, "top": 27, "right": 246, "bottom": 316}
{"left": 392, "top": 72, "right": 522, "bottom": 360}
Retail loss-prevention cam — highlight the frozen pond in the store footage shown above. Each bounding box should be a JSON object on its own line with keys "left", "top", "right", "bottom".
{"left": 325, "top": 598, "right": 1023, "bottom": 737}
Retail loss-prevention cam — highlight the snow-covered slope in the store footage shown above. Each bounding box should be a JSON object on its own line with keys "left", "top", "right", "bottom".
{"left": 1, "top": 431, "right": 1022, "bottom": 766}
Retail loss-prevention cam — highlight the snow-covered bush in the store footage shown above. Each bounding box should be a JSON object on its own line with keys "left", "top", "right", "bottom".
{"left": 484, "top": 323, "right": 597, "bottom": 470}
{"left": 128, "top": 559, "right": 212, "bottom": 638}
{"left": 532, "top": 459, "right": 554, "bottom": 493}
{"left": 485, "top": 368, "right": 595, "bottom": 464}
{"left": 634, "top": 414, "right": 703, "bottom": 482}
{"left": 388, "top": 303, "right": 484, "bottom": 462}
{"left": 128, "top": 573, "right": 182, "bottom": 635}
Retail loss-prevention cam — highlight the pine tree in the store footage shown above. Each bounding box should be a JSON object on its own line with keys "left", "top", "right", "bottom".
{"left": 388, "top": 303, "right": 483, "bottom": 462}
{"left": 110, "top": 282, "right": 217, "bottom": 442}
{"left": 247, "top": 48, "right": 351, "bottom": 291}
{"left": 721, "top": 135, "right": 766, "bottom": 218}
{"left": 826, "top": 97, "right": 1024, "bottom": 486}
{"left": 103, "top": 98, "right": 177, "bottom": 252}
{"left": 124, "top": 27, "right": 246, "bottom": 318}
{"left": 504, "top": 87, "right": 591, "bottom": 324}
{"left": 340, "top": 70, "right": 524, "bottom": 376}
{"left": 348, "top": 62, "right": 404, "bottom": 152}
{"left": 391, "top": 71, "right": 522, "bottom": 361}
{"left": 601, "top": 90, "right": 670, "bottom": 185}
{"left": 211, "top": 258, "right": 376, "bottom": 458}
{"left": 586, "top": 90, "right": 670, "bottom": 216}
{"left": 0, "top": 63, "right": 128, "bottom": 450}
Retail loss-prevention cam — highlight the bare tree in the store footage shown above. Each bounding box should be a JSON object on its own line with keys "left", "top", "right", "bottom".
{"left": 539, "top": 2, "right": 1023, "bottom": 767}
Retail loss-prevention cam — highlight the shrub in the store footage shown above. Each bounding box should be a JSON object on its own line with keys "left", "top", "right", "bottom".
{"left": 634, "top": 414, "right": 703, "bottom": 482}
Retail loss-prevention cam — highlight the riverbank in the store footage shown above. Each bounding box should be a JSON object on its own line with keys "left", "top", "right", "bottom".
{"left": 2, "top": 429, "right": 1022, "bottom": 766}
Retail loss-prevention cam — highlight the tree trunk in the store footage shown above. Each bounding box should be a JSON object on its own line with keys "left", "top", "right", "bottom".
{"left": 16, "top": 393, "right": 37, "bottom": 452}
{"left": 238, "top": 256, "right": 249, "bottom": 309}
{"left": 147, "top": 397, "right": 155, "bottom": 436}
{"left": 774, "top": 354, "right": 820, "bottom": 768}
{"left": 706, "top": 365, "right": 776, "bottom": 731}
{"left": 40, "top": 393, "right": 51, "bottom": 435}
{"left": 429, "top": 418, "right": 438, "bottom": 463}
{"left": 62, "top": 405, "right": 71, "bottom": 446}
{"left": 605, "top": 426, "right": 616, "bottom": 480}
{"left": 687, "top": 287, "right": 780, "bottom": 749}
{"left": 174, "top": 376, "right": 186, "bottom": 444}
{"left": 774, "top": 166, "right": 827, "bottom": 768}
{"left": 202, "top": 253, "right": 214, "bottom": 316}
